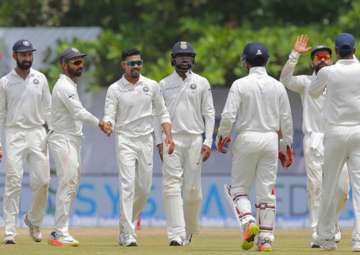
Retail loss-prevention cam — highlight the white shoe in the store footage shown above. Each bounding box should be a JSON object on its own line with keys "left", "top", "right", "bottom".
{"left": 24, "top": 214, "right": 42, "bottom": 242}
{"left": 334, "top": 226, "right": 341, "bottom": 243}
{"left": 119, "top": 235, "right": 137, "bottom": 247}
{"left": 183, "top": 233, "right": 192, "bottom": 246}
{"left": 319, "top": 239, "right": 337, "bottom": 250}
{"left": 48, "top": 231, "right": 80, "bottom": 247}
{"left": 353, "top": 241, "right": 360, "bottom": 252}
{"left": 169, "top": 236, "right": 183, "bottom": 246}
{"left": 3, "top": 235, "right": 16, "bottom": 244}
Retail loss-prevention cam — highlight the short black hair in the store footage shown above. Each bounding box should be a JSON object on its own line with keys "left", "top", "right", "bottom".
{"left": 247, "top": 55, "right": 267, "bottom": 67}
{"left": 122, "top": 48, "right": 141, "bottom": 61}
{"left": 337, "top": 48, "right": 353, "bottom": 58}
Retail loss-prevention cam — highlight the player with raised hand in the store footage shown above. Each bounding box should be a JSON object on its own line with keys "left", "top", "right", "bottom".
{"left": 217, "top": 42, "right": 293, "bottom": 252}
{"left": 280, "top": 34, "right": 349, "bottom": 248}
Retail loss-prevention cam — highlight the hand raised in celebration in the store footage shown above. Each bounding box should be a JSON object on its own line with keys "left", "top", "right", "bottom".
{"left": 293, "top": 34, "right": 311, "bottom": 54}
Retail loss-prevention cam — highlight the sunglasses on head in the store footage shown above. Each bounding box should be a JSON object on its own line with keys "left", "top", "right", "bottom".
{"left": 126, "top": 60, "right": 143, "bottom": 67}
{"left": 313, "top": 53, "right": 331, "bottom": 62}
{"left": 68, "top": 59, "right": 84, "bottom": 66}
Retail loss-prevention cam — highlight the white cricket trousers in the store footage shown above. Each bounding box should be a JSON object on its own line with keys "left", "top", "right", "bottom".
{"left": 303, "top": 132, "right": 349, "bottom": 234}
{"left": 162, "top": 133, "right": 203, "bottom": 241}
{"left": 48, "top": 132, "right": 81, "bottom": 236}
{"left": 3, "top": 127, "right": 50, "bottom": 238}
{"left": 317, "top": 125, "right": 360, "bottom": 242}
{"left": 116, "top": 134, "right": 153, "bottom": 240}
{"left": 230, "top": 131, "right": 277, "bottom": 241}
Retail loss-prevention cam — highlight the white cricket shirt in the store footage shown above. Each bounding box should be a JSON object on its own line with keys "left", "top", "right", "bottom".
{"left": 218, "top": 67, "right": 293, "bottom": 145}
{"left": 104, "top": 74, "right": 170, "bottom": 138}
{"left": 310, "top": 59, "right": 360, "bottom": 127}
{"left": 158, "top": 71, "right": 215, "bottom": 147}
{"left": 51, "top": 74, "right": 99, "bottom": 136}
{"left": 280, "top": 51, "right": 325, "bottom": 133}
{"left": 0, "top": 68, "right": 51, "bottom": 146}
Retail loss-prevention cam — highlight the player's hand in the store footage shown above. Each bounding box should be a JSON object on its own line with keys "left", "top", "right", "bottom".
{"left": 216, "top": 136, "right": 231, "bottom": 153}
{"left": 99, "top": 120, "right": 112, "bottom": 136}
{"left": 201, "top": 144, "right": 211, "bottom": 162}
{"left": 164, "top": 136, "right": 175, "bottom": 155}
{"left": 157, "top": 143, "right": 163, "bottom": 161}
{"left": 278, "top": 145, "right": 294, "bottom": 169}
{"left": 0, "top": 146, "right": 3, "bottom": 162}
{"left": 293, "top": 34, "right": 311, "bottom": 54}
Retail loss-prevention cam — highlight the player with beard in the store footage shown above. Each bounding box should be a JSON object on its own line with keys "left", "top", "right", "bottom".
{"left": 47, "top": 48, "right": 109, "bottom": 247}
{"left": 280, "top": 34, "right": 350, "bottom": 248}
{"left": 0, "top": 39, "right": 51, "bottom": 244}
{"left": 154, "top": 41, "right": 215, "bottom": 246}
{"left": 103, "top": 48, "right": 174, "bottom": 247}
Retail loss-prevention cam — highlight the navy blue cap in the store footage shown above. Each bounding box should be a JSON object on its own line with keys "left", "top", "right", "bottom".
{"left": 12, "top": 39, "right": 36, "bottom": 52}
{"left": 335, "top": 33, "right": 355, "bottom": 51}
{"left": 171, "top": 41, "right": 196, "bottom": 57}
{"left": 59, "top": 48, "right": 86, "bottom": 62}
{"left": 242, "top": 42, "right": 269, "bottom": 63}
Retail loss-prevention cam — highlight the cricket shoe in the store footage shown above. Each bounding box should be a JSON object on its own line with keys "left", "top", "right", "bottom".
{"left": 169, "top": 236, "right": 183, "bottom": 246}
{"left": 353, "top": 241, "right": 360, "bottom": 252}
{"left": 241, "top": 221, "right": 259, "bottom": 250}
{"left": 3, "top": 235, "right": 16, "bottom": 245}
{"left": 334, "top": 226, "right": 341, "bottom": 243}
{"left": 319, "top": 239, "right": 336, "bottom": 251}
{"left": 24, "top": 214, "right": 42, "bottom": 242}
{"left": 310, "top": 240, "right": 321, "bottom": 248}
{"left": 257, "top": 238, "right": 272, "bottom": 252}
{"left": 183, "top": 233, "right": 192, "bottom": 246}
{"left": 119, "top": 236, "right": 137, "bottom": 247}
{"left": 48, "top": 231, "right": 80, "bottom": 247}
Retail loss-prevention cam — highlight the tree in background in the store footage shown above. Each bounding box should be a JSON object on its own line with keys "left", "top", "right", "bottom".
{"left": 0, "top": 0, "right": 358, "bottom": 88}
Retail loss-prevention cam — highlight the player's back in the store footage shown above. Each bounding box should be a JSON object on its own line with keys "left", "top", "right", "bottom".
{"left": 233, "top": 67, "right": 286, "bottom": 133}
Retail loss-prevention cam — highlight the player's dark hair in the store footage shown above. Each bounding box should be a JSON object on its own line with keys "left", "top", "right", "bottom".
{"left": 338, "top": 49, "right": 353, "bottom": 58}
{"left": 247, "top": 56, "right": 267, "bottom": 67}
{"left": 122, "top": 48, "right": 141, "bottom": 60}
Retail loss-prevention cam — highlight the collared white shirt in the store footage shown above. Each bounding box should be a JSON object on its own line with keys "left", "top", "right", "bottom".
{"left": 104, "top": 74, "right": 170, "bottom": 138}
{"left": 51, "top": 74, "right": 99, "bottom": 136}
{"left": 310, "top": 59, "right": 360, "bottom": 127}
{"left": 218, "top": 67, "right": 293, "bottom": 145}
{"left": 157, "top": 71, "right": 215, "bottom": 147}
{"left": 280, "top": 50, "right": 325, "bottom": 133}
{"left": 0, "top": 68, "right": 51, "bottom": 146}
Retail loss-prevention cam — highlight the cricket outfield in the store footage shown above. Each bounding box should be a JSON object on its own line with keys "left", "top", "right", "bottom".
{"left": 0, "top": 227, "right": 355, "bottom": 255}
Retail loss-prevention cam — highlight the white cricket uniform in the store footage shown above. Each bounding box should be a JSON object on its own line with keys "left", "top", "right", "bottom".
{"left": 154, "top": 70, "right": 215, "bottom": 242}
{"left": 309, "top": 59, "right": 360, "bottom": 245}
{"left": 0, "top": 69, "right": 51, "bottom": 238}
{"left": 218, "top": 67, "right": 293, "bottom": 241}
{"left": 48, "top": 74, "right": 99, "bottom": 237}
{"left": 280, "top": 51, "right": 349, "bottom": 235}
{"left": 104, "top": 75, "right": 170, "bottom": 242}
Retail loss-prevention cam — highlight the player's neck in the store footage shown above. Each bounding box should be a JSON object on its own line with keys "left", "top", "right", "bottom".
{"left": 15, "top": 67, "right": 30, "bottom": 80}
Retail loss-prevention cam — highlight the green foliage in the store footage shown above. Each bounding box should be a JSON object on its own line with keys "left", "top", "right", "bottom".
{"left": 1, "top": 0, "right": 360, "bottom": 87}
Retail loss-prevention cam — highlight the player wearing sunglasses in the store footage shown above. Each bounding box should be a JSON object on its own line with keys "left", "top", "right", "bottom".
{"left": 103, "top": 48, "right": 174, "bottom": 247}
{"left": 280, "top": 34, "right": 349, "bottom": 248}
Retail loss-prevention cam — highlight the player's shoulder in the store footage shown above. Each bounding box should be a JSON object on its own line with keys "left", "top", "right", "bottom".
{"left": 140, "top": 75, "right": 158, "bottom": 87}
{"left": 191, "top": 72, "right": 210, "bottom": 86}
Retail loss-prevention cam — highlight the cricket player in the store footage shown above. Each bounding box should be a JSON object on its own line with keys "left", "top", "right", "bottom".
{"left": 217, "top": 42, "right": 293, "bottom": 251}
{"left": 47, "top": 48, "right": 109, "bottom": 247}
{"left": 309, "top": 33, "right": 360, "bottom": 251}
{"left": 153, "top": 41, "right": 215, "bottom": 246}
{"left": 0, "top": 39, "right": 51, "bottom": 244}
{"left": 103, "top": 48, "right": 174, "bottom": 247}
{"left": 280, "top": 34, "right": 349, "bottom": 248}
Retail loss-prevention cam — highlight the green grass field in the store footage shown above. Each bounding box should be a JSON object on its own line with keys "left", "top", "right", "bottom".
{"left": 0, "top": 227, "right": 355, "bottom": 255}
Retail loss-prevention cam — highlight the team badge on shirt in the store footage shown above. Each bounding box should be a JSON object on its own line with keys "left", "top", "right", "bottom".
{"left": 33, "top": 78, "right": 39, "bottom": 85}
{"left": 190, "top": 83, "right": 197, "bottom": 90}
{"left": 143, "top": 86, "right": 149, "bottom": 92}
